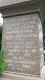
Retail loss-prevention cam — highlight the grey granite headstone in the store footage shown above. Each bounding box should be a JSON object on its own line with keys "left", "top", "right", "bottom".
{"left": 2, "top": 13, "right": 44, "bottom": 76}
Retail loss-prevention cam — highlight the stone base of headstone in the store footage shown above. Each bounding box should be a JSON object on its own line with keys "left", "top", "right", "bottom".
{"left": 0, "top": 66, "right": 44, "bottom": 80}
{"left": 0, "top": 71, "right": 44, "bottom": 80}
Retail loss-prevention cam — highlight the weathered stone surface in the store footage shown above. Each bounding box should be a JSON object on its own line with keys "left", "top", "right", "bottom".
{"left": 0, "top": 0, "right": 31, "bottom": 7}
{"left": 0, "top": 73, "right": 44, "bottom": 80}
{"left": 2, "top": 13, "right": 44, "bottom": 76}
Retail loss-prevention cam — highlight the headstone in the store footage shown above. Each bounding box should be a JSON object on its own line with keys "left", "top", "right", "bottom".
{"left": 2, "top": 13, "right": 44, "bottom": 76}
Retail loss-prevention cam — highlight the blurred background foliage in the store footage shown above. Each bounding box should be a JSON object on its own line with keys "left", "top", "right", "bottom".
{"left": 43, "top": 21, "right": 45, "bottom": 62}
{"left": 0, "top": 26, "right": 5, "bottom": 74}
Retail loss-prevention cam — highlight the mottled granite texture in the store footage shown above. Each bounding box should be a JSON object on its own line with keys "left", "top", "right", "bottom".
{"left": 2, "top": 13, "right": 44, "bottom": 76}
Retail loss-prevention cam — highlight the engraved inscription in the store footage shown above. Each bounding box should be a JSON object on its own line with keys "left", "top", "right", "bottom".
{"left": 2, "top": 13, "right": 43, "bottom": 75}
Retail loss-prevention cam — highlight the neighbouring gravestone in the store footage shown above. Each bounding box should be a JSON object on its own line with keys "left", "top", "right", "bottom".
{"left": 2, "top": 13, "right": 44, "bottom": 76}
